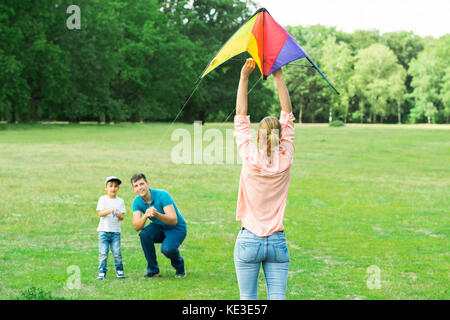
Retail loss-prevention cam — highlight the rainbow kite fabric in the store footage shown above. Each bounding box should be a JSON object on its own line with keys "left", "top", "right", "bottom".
{"left": 199, "top": 8, "right": 339, "bottom": 94}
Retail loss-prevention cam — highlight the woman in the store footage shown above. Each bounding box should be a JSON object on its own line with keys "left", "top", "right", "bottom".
{"left": 233, "top": 58, "right": 295, "bottom": 300}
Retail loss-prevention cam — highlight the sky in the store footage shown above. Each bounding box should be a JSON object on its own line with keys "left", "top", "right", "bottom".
{"left": 255, "top": 0, "right": 450, "bottom": 38}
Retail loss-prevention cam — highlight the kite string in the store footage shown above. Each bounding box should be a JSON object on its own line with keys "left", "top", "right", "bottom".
{"left": 156, "top": 78, "right": 202, "bottom": 148}
{"left": 167, "top": 58, "right": 307, "bottom": 128}
{"left": 218, "top": 75, "right": 263, "bottom": 126}
{"left": 229, "top": 58, "right": 315, "bottom": 69}
{"left": 156, "top": 62, "right": 264, "bottom": 149}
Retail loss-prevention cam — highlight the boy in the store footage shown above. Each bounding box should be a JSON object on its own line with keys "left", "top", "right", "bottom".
{"left": 96, "top": 176, "right": 126, "bottom": 280}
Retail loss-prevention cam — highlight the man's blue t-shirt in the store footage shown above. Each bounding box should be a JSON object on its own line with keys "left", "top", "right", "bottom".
{"left": 132, "top": 189, "right": 186, "bottom": 228}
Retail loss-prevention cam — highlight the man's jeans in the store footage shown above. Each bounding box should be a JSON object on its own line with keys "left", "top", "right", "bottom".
{"left": 234, "top": 228, "right": 290, "bottom": 300}
{"left": 139, "top": 223, "right": 187, "bottom": 273}
{"left": 98, "top": 232, "right": 123, "bottom": 273}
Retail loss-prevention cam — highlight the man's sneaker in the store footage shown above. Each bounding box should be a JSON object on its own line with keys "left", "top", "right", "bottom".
{"left": 175, "top": 269, "right": 186, "bottom": 278}
{"left": 116, "top": 270, "right": 125, "bottom": 279}
{"left": 142, "top": 272, "right": 160, "bottom": 279}
{"left": 97, "top": 272, "right": 106, "bottom": 280}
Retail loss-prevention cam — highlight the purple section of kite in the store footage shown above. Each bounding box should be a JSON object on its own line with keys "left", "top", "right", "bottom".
{"left": 274, "top": 24, "right": 339, "bottom": 94}
{"left": 269, "top": 36, "right": 307, "bottom": 75}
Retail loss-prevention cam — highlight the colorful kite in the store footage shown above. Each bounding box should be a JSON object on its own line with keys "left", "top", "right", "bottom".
{"left": 199, "top": 8, "right": 339, "bottom": 94}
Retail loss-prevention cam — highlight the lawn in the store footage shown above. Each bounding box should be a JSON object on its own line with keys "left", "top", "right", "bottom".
{"left": 0, "top": 122, "right": 448, "bottom": 300}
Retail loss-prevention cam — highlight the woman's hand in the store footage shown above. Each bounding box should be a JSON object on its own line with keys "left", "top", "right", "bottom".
{"left": 273, "top": 67, "right": 292, "bottom": 113}
{"left": 236, "top": 58, "right": 255, "bottom": 116}
{"left": 241, "top": 58, "right": 255, "bottom": 79}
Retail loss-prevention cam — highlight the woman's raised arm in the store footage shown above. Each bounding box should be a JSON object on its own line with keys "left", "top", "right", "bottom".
{"left": 272, "top": 68, "right": 292, "bottom": 114}
{"left": 236, "top": 58, "right": 256, "bottom": 116}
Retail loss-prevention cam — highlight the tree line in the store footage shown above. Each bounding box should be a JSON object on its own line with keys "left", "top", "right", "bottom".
{"left": 1, "top": 0, "right": 449, "bottom": 124}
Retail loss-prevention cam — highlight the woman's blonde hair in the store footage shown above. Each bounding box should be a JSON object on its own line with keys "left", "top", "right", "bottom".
{"left": 258, "top": 116, "right": 281, "bottom": 158}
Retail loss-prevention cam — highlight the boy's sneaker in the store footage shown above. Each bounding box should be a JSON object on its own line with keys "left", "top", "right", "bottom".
{"left": 142, "top": 272, "right": 160, "bottom": 279}
{"left": 175, "top": 269, "right": 186, "bottom": 278}
{"left": 97, "top": 272, "right": 106, "bottom": 280}
{"left": 116, "top": 270, "right": 125, "bottom": 279}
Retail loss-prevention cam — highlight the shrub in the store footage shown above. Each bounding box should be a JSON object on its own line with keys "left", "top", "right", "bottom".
{"left": 329, "top": 120, "right": 345, "bottom": 127}
{"left": 16, "top": 287, "right": 65, "bottom": 300}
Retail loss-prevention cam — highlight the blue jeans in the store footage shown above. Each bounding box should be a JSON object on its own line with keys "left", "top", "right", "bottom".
{"left": 139, "top": 223, "right": 187, "bottom": 273}
{"left": 234, "top": 228, "right": 290, "bottom": 300}
{"left": 98, "top": 232, "right": 123, "bottom": 273}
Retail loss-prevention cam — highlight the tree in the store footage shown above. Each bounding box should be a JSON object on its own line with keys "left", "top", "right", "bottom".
{"left": 0, "top": 1, "right": 69, "bottom": 122}
{"left": 440, "top": 67, "right": 450, "bottom": 123}
{"left": 352, "top": 44, "right": 406, "bottom": 123}
{"left": 408, "top": 48, "right": 441, "bottom": 123}
{"left": 0, "top": 51, "right": 29, "bottom": 122}
{"left": 55, "top": 0, "right": 125, "bottom": 122}
{"left": 435, "top": 35, "right": 450, "bottom": 123}
{"left": 22, "top": 40, "right": 69, "bottom": 122}
{"left": 381, "top": 31, "right": 424, "bottom": 70}
{"left": 283, "top": 25, "right": 335, "bottom": 123}
{"left": 348, "top": 29, "right": 380, "bottom": 52}
{"left": 162, "top": 0, "right": 274, "bottom": 123}
{"left": 0, "top": 1, "right": 440, "bottom": 124}
{"left": 321, "top": 36, "right": 354, "bottom": 123}
{"left": 388, "top": 68, "right": 407, "bottom": 123}
{"left": 110, "top": 0, "right": 198, "bottom": 122}
{"left": 381, "top": 31, "right": 424, "bottom": 122}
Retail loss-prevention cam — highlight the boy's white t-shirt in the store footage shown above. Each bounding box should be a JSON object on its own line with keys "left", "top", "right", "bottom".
{"left": 96, "top": 195, "right": 126, "bottom": 232}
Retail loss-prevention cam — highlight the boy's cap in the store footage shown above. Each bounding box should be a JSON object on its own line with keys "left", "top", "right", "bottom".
{"left": 104, "top": 176, "right": 122, "bottom": 186}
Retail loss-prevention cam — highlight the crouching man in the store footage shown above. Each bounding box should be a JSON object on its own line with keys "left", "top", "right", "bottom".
{"left": 131, "top": 173, "right": 187, "bottom": 278}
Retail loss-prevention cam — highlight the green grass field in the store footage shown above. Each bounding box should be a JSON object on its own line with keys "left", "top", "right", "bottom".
{"left": 0, "top": 122, "right": 448, "bottom": 300}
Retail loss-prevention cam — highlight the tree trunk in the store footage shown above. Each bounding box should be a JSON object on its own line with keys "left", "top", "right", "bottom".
{"left": 99, "top": 111, "right": 105, "bottom": 124}
{"left": 397, "top": 103, "right": 401, "bottom": 124}
{"left": 32, "top": 97, "right": 39, "bottom": 122}
{"left": 198, "top": 110, "right": 206, "bottom": 124}
{"left": 298, "top": 104, "right": 303, "bottom": 124}
{"left": 182, "top": 100, "right": 193, "bottom": 123}
{"left": 10, "top": 105, "right": 16, "bottom": 123}
{"left": 328, "top": 107, "right": 332, "bottom": 123}
{"left": 427, "top": 116, "right": 431, "bottom": 124}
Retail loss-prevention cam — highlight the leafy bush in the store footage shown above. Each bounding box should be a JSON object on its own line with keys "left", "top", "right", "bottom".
{"left": 16, "top": 287, "right": 65, "bottom": 300}
{"left": 329, "top": 120, "right": 345, "bottom": 127}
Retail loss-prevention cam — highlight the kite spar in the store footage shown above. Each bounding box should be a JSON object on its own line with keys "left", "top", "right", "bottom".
{"left": 199, "top": 7, "right": 339, "bottom": 95}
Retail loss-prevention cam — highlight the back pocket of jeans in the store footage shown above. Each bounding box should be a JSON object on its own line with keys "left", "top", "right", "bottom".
{"left": 238, "top": 242, "right": 261, "bottom": 263}
{"left": 274, "top": 243, "right": 290, "bottom": 263}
